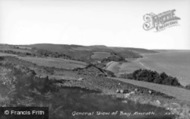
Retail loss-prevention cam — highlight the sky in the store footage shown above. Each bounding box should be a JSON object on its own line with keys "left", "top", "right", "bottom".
{"left": 0, "top": 0, "right": 190, "bottom": 49}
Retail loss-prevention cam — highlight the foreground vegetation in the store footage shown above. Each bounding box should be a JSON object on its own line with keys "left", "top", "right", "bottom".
{"left": 0, "top": 56, "right": 176, "bottom": 119}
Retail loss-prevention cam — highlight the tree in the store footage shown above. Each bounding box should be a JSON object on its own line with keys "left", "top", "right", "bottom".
{"left": 160, "top": 72, "right": 168, "bottom": 80}
{"left": 185, "top": 84, "right": 190, "bottom": 90}
{"left": 124, "top": 69, "right": 181, "bottom": 87}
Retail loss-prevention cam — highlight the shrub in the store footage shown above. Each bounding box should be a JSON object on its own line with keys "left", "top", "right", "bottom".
{"left": 185, "top": 84, "right": 190, "bottom": 90}
{"left": 0, "top": 56, "right": 4, "bottom": 61}
{"left": 121, "top": 69, "right": 181, "bottom": 87}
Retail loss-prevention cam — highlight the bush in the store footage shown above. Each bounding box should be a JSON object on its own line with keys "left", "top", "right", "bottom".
{"left": 0, "top": 56, "right": 4, "bottom": 61}
{"left": 121, "top": 69, "right": 181, "bottom": 87}
{"left": 185, "top": 84, "right": 190, "bottom": 90}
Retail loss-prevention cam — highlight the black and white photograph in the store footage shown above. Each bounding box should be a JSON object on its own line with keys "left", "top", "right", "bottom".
{"left": 0, "top": 0, "right": 190, "bottom": 119}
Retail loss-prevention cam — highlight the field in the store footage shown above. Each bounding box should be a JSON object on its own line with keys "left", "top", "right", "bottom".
{"left": 0, "top": 45, "right": 32, "bottom": 53}
{"left": 19, "top": 57, "right": 87, "bottom": 70}
{"left": 30, "top": 44, "right": 148, "bottom": 59}
{"left": 91, "top": 52, "right": 111, "bottom": 60}
{"left": 106, "top": 61, "right": 144, "bottom": 76}
{"left": 0, "top": 52, "right": 17, "bottom": 57}
{"left": 111, "top": 77, "right": 190, "bottom": 102}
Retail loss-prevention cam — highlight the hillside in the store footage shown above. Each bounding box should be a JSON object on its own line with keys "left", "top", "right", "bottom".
{"left": 0, "top": 55, "right": 178, "bottom": 119}
{"left": 0, "top": 44, "right": 190, "bottom": 119}
{"left": 0, "top": 44, "right": 157, "bottom": 62}
{"left": 28, "top": 44, "right": 156, "bottom": 61}
{"left": 111, "top": 77, "right": 190, "bottom": 102}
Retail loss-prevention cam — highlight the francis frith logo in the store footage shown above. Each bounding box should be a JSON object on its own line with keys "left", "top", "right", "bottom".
{"left": 143, "top": 9, "right": 180, "bottom": 31}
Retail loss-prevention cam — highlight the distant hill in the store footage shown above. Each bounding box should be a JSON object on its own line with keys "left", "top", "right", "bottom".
{"left": 0, "top": 43, "right": 157, "bottom": 62}
{"left": 27, "top": 44, "right": 156, "bottom": 61}
{"left": 109, "top": 47, "right": 157, "bottom": 54}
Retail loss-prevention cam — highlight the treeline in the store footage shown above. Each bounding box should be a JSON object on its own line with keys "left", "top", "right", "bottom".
{"left": 120, "top": 69, "right": 181, "bottom": 87}
{"left": 35, "top": 49, "right": 71, "bottom": 59}
{"left": 0, "top": 50, "right": 29, "bottom": 56}
{"left": 0, "top": 49, "right": 72, "bottom": 59}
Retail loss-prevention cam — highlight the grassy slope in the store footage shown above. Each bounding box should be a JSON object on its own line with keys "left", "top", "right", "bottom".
{"left": 0, "top": 45, "right": 32, "bottom": 53}
{"left": 106, "top": 61, "right": 144, "bottom": 76}
{"left": 0, "top": 60, "right": 174, "bottom": 119}
{"left": 0, "top": 52, "right": 17, "bottom": 57}
{"left": 0, "top": 44, "right": 157, "bottom": 64}
{"left": 91, "top": 52, "right": 111, "bottom": 60}
{"left": 19, "top": 57, "right": 87, "bottom": 70}
{"left": 111, "top": 77, "right": 190, "bottom": 102}
{"left": 108, "top": 47, "right": 157, "bottom": 57}
{"left": 29, "top": 44, "right": 156, "bottom": 60}
{"left": 1, "top": 47, "right": 190, "bottom": 118}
